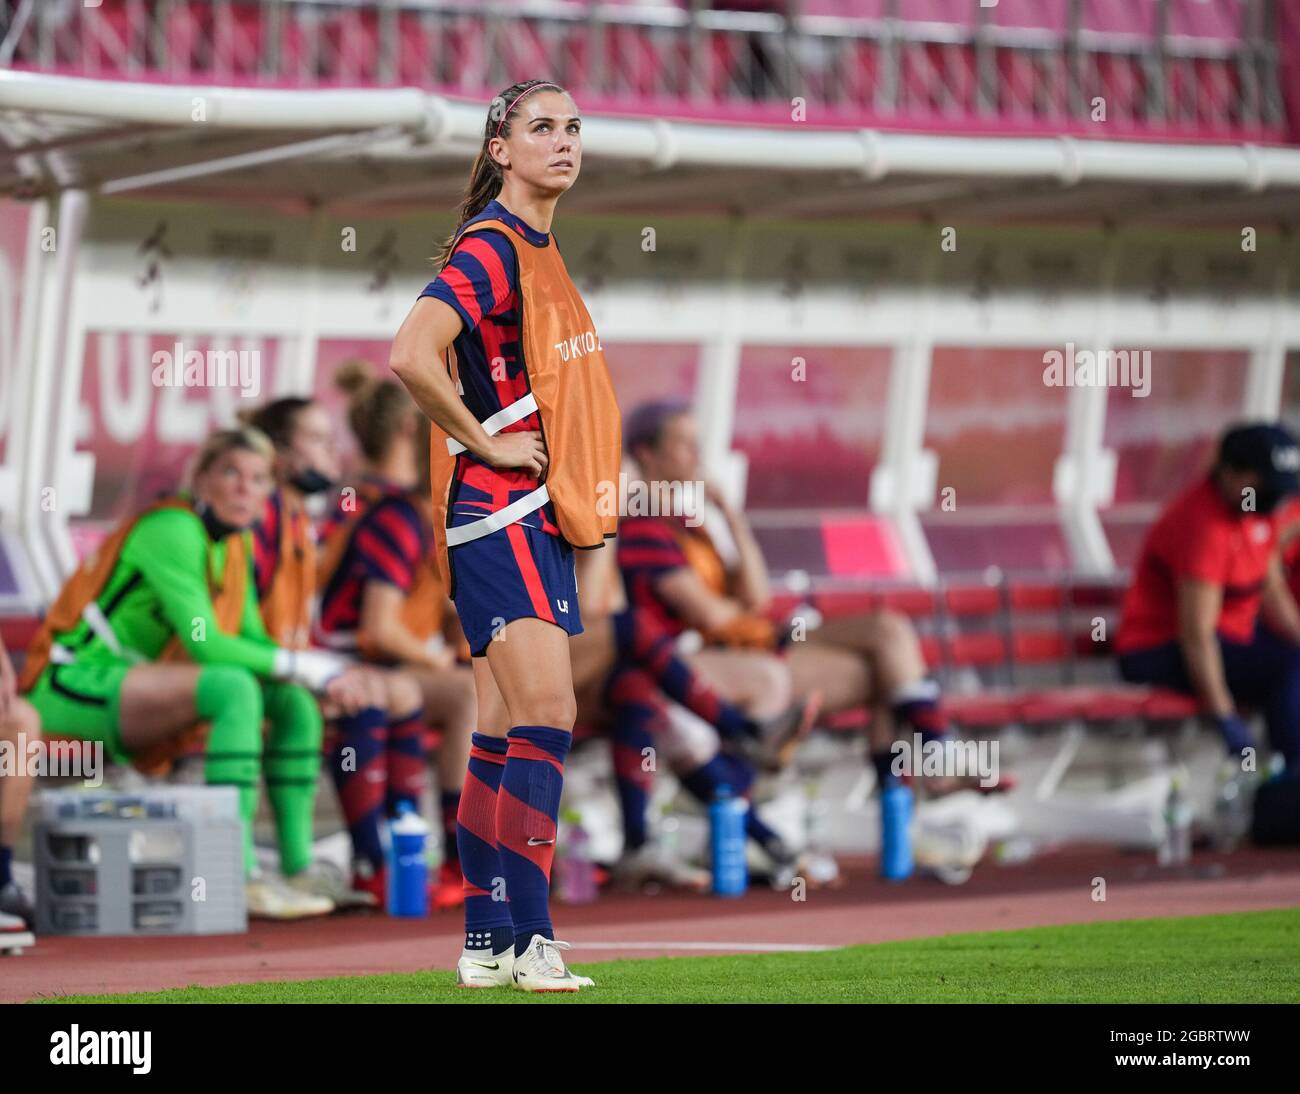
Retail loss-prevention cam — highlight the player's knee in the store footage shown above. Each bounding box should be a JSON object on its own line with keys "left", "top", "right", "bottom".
{"left": 871, "top": 609, "right": 914, "bottom": 646}
{"left": 513, "top": 690, "right": 576, "bottom": 732}
{"left": 199, "top": 664, "right": 264, "bottom": 726}
{"left": 385, "top": 670, "right": 422, "bottom": 716}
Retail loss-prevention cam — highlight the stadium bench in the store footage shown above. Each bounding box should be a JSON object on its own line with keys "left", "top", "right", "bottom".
{"left": 794, "top": 577, "right": 1205, "bottom": 735}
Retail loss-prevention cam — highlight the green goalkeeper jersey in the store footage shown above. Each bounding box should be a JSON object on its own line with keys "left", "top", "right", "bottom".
{"left": 50, "top": 504, "right": 278, "bottom": 675}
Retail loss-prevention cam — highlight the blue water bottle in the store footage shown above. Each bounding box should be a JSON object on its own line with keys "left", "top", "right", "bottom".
{"left": 388, "top": 802, "right": 430, "bottom": 917}
{"left": 710, "top": 785, "right": 749, "bottom": 897}
{"left": 880, "top": 784, "right": 914, "bottom": 881}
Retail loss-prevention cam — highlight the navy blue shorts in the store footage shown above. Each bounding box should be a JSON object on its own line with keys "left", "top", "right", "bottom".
{"left": 447, "top": 517, "right": 583, "bottom": 658}
{"left": 1118, "top": 624, "right": 1300, "bottom": 765}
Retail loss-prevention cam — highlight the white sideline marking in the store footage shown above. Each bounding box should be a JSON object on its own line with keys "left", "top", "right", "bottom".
{"left": 570, "top": 940, "right": 833, "bottom": 953}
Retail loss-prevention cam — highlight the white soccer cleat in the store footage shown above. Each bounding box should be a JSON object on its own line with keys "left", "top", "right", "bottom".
{"left": 511, "top": 937, "right": 594, "bottom": 993}
{"left": 246, "top": 875, "right": 335, "bottom": 919}
{"left": 455, "top": 948, "right": 515, "bottom": 988}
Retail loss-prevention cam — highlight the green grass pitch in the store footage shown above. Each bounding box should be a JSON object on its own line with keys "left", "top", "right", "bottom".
{"left": 40, "top": 908, "right": 1300, "bottom": 1004}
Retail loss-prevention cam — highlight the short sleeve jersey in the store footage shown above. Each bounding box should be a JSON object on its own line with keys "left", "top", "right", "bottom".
{"left": 1116, "top": 475, "right": 1280, "bottom": 652}
{"left": 418, "top": 198, "right": 561, "bottom": 538}
{"left": 317, "top": 493, "right": 432, "bottom": 643}
{"left": 616, "top": 515, "right": 694, "bottom": 637}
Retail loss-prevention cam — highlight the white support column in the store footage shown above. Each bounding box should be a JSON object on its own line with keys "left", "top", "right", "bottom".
{"left": 1242, "top": 231, "right": 1294, "bottom": 420}
{"left": 1053, "top": 230, "right": 1119, "bottom": 577}
{"left": 868, "top": 251, "right": 938, "bottom": 584}
{"left": 292, "top": 207, "right": 327, "bottom": 395}
{"left": 0, "top": 197, "right": 50, "bottom": 525}
{"left": 0, "top": 198, "right": 53, "bottom": 609}
{"left": 693, "top": 215, "right": 747, "bottom": 506}
{"left": 27, "top": 189, "right": 91, "bottom": 587}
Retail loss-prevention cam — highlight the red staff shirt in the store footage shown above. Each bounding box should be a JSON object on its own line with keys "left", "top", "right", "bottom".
{"left": 1116, "top": 475, "right": 1279, "bottom": 653}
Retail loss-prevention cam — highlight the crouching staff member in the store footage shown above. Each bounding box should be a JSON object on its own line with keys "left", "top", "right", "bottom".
{"left": 20, "top": 429, "right": 360, "bottom": 919}
{"left": 1117, "top": 422, "right": 1300, "bottom": 772}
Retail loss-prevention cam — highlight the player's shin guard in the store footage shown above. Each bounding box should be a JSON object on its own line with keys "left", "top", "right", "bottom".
{"left": 459, "top": 733, "right": 513, "bottom": 953}
{"left": 329, "top": 706, "right": 388, "bottom": 873}
{"left": 496, "top": 725, "right": 571, "bottom": 957}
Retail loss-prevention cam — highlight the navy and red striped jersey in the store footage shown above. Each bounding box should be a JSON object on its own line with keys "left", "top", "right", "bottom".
{"left": 418, "top": 197, "right": 560, "bottom": 537}
{"left": 316, "top": 491, "right": 432, "bottom": 650}
{"left": 318, "top": 474, "right": 400, "bottom": 549}
{"left": 251, "top": 491, "right": 284, "bottom": 601}
{"left": 616, "top": 515, "right": 692, "bottom": 637}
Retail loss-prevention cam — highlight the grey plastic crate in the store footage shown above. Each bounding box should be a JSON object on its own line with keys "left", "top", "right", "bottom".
{"left": 34, "top": 787, "right": 247, "bottom": 936}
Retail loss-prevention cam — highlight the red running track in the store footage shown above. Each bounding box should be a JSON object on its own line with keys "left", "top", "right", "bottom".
{"left": 4, "top": 846, "right": 1299, "bottom": 1002}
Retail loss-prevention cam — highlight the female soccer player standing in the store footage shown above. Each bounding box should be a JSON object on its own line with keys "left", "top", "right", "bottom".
{"left": 390, "top": 80, "right": 621, "bottom": 992}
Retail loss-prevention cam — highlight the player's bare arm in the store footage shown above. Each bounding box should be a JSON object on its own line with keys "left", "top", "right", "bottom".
{"left": 1176, "top": 577, "right": 1235, "bottom": 718}
{"left": 656, "top": 567, "right": 746, "bottom": 636}
{"left": 704, "top": 479, "right": 770, "bottom": 612}
{"left": 389, "top": 297, "right": 547, "bottom": 477}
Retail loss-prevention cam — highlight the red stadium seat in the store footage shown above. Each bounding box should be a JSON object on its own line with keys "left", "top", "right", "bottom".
{"left": 919, "top": 634, "right": 944, "bottom": 669}
{"left": 798, "top": 576, "right": 1205, "bottom": 738}
{"left": 946, "top": 632, "right": 1007, "bottom": 668}
{"left": 943, "top": 584, "right": 1002, "bottom": 617}
{"left": 813, "top": 589, "right": 879, "bottom": 619}
{"left": 877, "top": 587, "right": 936, "bottom": 618}
{"left": 1007, "top": 581, "right": 1065, "bottom": 612}
{"left": 1011, "top": 630, "right": 1069, "bottom": 664}
{"left": 0, "top": 616, "right": 39, "bottom": 653}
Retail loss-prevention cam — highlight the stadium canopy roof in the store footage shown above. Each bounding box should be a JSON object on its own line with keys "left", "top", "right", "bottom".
{"left": 2, "top": 69, "right": 1299, "bottom": 226}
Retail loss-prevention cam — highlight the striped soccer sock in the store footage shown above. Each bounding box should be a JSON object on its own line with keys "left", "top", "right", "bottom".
{"left": 328, "top": 706, "right": 389, "bottom": 872}
{"left": 606, "top": 667, "right": 663, "bottom": 852}
{"left": 496, "top": 725, "right": 571, "bottom": 958}
{"left": 612, "top": 609, "right": 756, "bottom": 740}
{"left": 385, "top": 706, "right": 428, "bottom": 816}
{"left": 459, "top": 733, "right": 514, "bottom": 953}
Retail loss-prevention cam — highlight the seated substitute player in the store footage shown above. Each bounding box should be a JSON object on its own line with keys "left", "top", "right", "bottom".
{"left": 618, "top": 400, "right": 961, "bottom": 802}
{"left": 19, "top": 428, "right": 364, "bottom": 918}
{"left": 242, "top": 393, "right": 431, "bottom": 909}
{"left": 1117, "top": 422, "right": 1300, "bottom": 774}
{"left": 317, "top": 364, "right": 477, "bottom": 910}
{"left": 568, "top": 543, "right": 818, "bottom": 890}
{"left": 0, "top": 629, "right": 41, "bottom": 927}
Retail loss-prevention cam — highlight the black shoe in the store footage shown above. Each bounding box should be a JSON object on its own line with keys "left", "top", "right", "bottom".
{"left": 0, "top": 880, "right": 35, "bottom": 929}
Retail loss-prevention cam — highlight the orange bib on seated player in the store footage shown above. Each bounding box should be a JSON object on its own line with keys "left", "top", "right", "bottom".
{"left": 666, "top": 520, "right": 778, "bottom": 651}
{"left": 259, "top": 491, "right": 315, "bottom": 651}
{"left": 16, "top": 495, "right": 249, "bottom": 776}
{"left": 18, "top": 497, "right": 246, "bottom": 693}
{"left": 427, "top": 218, "right": 622, "bottom": 587}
